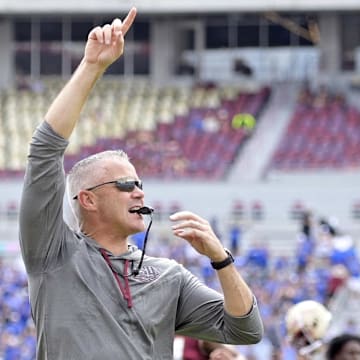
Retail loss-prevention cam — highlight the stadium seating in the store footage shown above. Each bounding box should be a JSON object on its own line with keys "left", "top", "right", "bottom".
{"left": 67, "top": 82, "right": 270, "bottom": 179}
{"left": 0, "top": 79, "right": 270, "bottom": 180}
{"left": 270, "top": 87, "right": 360, "bottom": 171}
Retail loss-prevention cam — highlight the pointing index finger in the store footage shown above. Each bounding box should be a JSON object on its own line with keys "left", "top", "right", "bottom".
{"left": 121, "top": 7, "right": 137, "bottom": 36}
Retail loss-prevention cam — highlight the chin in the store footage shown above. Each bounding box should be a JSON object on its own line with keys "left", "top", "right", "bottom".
{"left": 132, "top": 224, "right": 146, "bottom": 234}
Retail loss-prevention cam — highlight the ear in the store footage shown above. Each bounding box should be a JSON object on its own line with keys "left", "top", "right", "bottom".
{"left": 77, "top": 190, "right": 97, "bottom": 211}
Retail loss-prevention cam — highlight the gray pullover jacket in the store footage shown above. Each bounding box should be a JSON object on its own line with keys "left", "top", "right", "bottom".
{"left": 19, "top": 121, "right": 263, "bottom": 360}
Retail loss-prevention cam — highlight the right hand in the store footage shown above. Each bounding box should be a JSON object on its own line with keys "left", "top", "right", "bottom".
{"left": 170, "top": 211, "right": 226, "bottom": 262}
{"left": 84, "top": 7, "right": 137, "bottom": 70}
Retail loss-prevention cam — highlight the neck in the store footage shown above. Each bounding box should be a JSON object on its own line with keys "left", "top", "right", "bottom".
{"left": 82, "top": 223, "right": 129, "bottom": 256}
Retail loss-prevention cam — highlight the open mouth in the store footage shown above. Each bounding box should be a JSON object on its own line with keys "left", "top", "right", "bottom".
{"left": 129, "top": 206, "right": 143, "bottom": 214}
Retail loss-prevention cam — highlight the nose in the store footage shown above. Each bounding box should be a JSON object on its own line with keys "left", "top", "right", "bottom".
{"left": 132, "top": 186, "right": 144, "bottom": 198}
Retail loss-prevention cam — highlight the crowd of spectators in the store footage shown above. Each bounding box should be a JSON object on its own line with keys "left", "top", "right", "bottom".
{"left": 0, "top": 259, "right": 36, "bottom": 359}
{"left": 0, "top": 208, "right": 359, "bottom": 359}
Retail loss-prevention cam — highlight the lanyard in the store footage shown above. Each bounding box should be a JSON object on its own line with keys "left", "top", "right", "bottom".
{"left": 100, "top": 249, "right": 133, "bottom": 308}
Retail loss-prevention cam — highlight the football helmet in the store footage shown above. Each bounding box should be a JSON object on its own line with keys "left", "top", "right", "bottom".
{"left": 286, "top": 300, "right": 332, "bottom": 357}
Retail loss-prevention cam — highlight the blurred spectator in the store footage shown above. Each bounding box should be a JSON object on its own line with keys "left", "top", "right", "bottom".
{"left": 301, "top": 211, "right": 314, "bottom": 239}
{"left": 229, "top": 224, "right": 242, "bottom": 255}
{"left": 245, "top": 242, "right": 269, "bottom": 270}
{"left": 174, "top": 336, "right": 247, "bottom": 360}
{"left": 326, "top": 265, "right": 349, "bottom": 300}
{"left": 326, "top": 333, "right": 360, "bottom": 360}
{"left": 0, "top": 260, "right": 36, "bottom": 359}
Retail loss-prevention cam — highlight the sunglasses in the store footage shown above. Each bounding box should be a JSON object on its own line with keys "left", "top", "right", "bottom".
{"left": 73, "top": 178, "right": 143, "bottom": 200}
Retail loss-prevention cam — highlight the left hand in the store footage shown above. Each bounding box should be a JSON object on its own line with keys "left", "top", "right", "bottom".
{"left": 170, "top": 211, "right": 227, "bottom": 262}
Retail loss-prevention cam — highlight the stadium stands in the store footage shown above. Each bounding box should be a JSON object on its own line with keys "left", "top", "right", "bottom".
{"left": 3, "top": 80, "right": 360, "bottom": 179}
{"left": 270, "top": 86, "right": 360, "bottom": 171}
{"left": 0, "top": 79, "right": 271, "bottom": 180}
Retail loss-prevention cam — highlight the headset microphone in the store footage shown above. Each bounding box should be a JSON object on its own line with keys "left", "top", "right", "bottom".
{"left": 129, "top": 206, "right": 154, "bottom": 276}
{"left": 129, "top": 206, "right": 154, "bottom": 215}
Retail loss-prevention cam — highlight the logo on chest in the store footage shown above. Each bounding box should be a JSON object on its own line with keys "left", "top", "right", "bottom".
{"left": 132, "top": 266, "right": 161, "bottom": 282}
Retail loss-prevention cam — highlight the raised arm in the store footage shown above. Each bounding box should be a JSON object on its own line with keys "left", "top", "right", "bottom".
{"left": 19, "top": 10, "right": 137, "bottom": 273}
{"left": 45, "top": 7, "right": 137, "bottom": 139}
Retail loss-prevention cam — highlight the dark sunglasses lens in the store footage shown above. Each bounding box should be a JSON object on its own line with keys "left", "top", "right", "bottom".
{"left": 116, "top": 180, "right": 142, "bottom": 192}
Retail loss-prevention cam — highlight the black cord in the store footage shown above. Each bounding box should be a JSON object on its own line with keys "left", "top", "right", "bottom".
{"left": 133, "top": 214, "right": 153, "bottom": 276}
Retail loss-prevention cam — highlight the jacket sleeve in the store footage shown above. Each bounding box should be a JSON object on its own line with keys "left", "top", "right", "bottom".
{"left": 175, "top": 266, "right": 263, "bottom": 345}
{"left": 19, "top": 121, "right": 76, "bottom": 274}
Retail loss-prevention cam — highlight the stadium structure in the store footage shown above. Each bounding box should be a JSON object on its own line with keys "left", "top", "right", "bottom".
{"left": 1, "top": 1, "right": 360, "bottom": 359}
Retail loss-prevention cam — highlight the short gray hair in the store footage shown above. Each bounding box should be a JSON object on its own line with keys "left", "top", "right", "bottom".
{"left": 67, "top": 149, "right": 129, "bottom": 221}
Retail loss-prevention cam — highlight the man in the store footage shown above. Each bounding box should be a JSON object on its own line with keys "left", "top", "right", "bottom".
{"left": 19, "top": 8, "right": 263, "bottom": 359}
